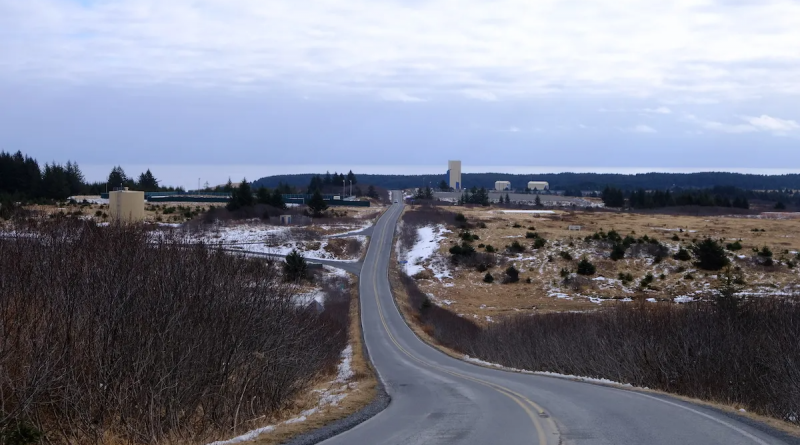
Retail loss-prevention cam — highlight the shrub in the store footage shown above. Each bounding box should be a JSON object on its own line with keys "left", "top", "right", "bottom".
{"left": 610, "top": 244, "right": 626, "bottom": 261}
{"left": 671, "top": 234, "right": 680, "bottom": 241}
{"left": 528, "top": 226, "right": 536, "bottom": 230}
{"left": 454, "top": 213, "right": 467, "bottom": 223}
{"left": 757, "top": 246, "right": 773, "bottom": 258}
{"left": 476, "top": 263, "right": 488, "bottom": 272}
{"left": 283, "top": 249, "right": 308, "bottom": 281}
{"left": 559, "top": 251, "right": 573, "bottom": 261}
{"left": 532, "top": 238, "right": 547, "bottom": 249}
{"left": 483, "top": 272, "right": 494, "bottom": 283}
{"left": 507, "top": 241, "right": 525, "bottom": 253}
{"left": 512, "top": 222, "right": 522, "bottom": 228}
{"left": 478, "top": 222, "right": 487, "bottom": 228}
{"left": 525, "top": 277, "right": 532, "bottom": 284}
{"left": 576, "top": 258, "right": 596, "bottom": 276}
{"left": 684, "top": 273, "right": 695, "bottom": 280}
{"left": 618, "top": 272, "right": 634, "bottom": 284}
{"left": 674, "top": 247, "right": 692, "bottom": 261}
{"left": 560, "top": 268, "right": 571, "bottom": 278}
{"left": 478, "top": 243, "right": 485, "bottom": 248}
{"left": 503, "top": 265, "right": 520, "bottom": 283}
{"left": 449, "top": 242, "right": 476, "bottom": 257}
{"left": 726, "top": 240, "right": 743, "bottom": 251}
{"left": 485, "top": 245, "right": 496, "bottom": 253}
{"left": 640, "top": 272, "right": 654, "bottom": 288}
{"left": 525, "top": 231, "right": 538, "bottom": 239}
{"left": 690, "top": 238, "right": 729, "bottom": 271}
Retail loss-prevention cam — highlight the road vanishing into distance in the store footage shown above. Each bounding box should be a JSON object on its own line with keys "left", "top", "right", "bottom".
{"left": 319, "top": 191, "right": 794, "bottom": 445}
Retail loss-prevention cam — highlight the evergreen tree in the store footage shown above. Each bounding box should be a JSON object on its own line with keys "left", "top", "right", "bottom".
{"left": 64, "top": 161, "right": 85, "bottom": 196}
{"left": 601, "top": 186, "right": 625, "bottom": 207}
{"left": 347, "top": 170, "right": 357, "bottom": 185}
{"left": 227, "top": 179, "right": 255, "bottom": 211}
{"left": 108, "top": 166, "right": 127, "bottom": 190}
{"left": 354, "top": 186, "right": 363, "bottom": 197}
{"left": 690, "top": 238, "right": 729, "bottom": 271}
{"left": 283, "top": 249, "right": 308, "bottom": 282}
{"left": 307, "top": 189, "right": 328, "bottom": 216}
{"left": 270, "top": 188, "right": 286, "bottom": 209}
{"left": 366, "top": 185, "right": 378, "bottom": 198}
{"left": 439, "top": 180, "right": 449, "bottom": 191}
{"left": 534, "top": 195, "right": 542, "bottom": 207}
{"left": 323, "top": 171, "right": 332, "bottom": 185}
{"left": 223, "top": 178, "right": 234, "bottom": 192}
{"left": 40, "top": 163, "right": 70, "bottom": 200}
{"left": 256, "top": 186, "right": 271, "bottom": 205}
{"left": 576, "top": 258, "right": 596, "bottom": 275}
{"left": 505, "top": 193, "right": 511, "bottom": 205}
{"left": 137, "top": 169, "right": 159, "bottom": 192}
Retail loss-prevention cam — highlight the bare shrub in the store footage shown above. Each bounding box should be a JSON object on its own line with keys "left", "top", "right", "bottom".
{"left": 0, "top": 221, "right": 350, "bottom": 444}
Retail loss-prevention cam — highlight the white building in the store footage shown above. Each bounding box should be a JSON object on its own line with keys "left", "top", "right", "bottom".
{"left": 448, "top": 160, "right": 462, "bottom": 190}
{"left": 527, "top": 181, "right": 549, "bottom": 191}
{"left": 495, "top": 181, "right": 511, "bottom": 191}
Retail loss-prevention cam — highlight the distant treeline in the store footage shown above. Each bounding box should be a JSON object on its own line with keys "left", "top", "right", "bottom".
{"left": 255, "top": 171, "right": 800, "bottom": 192}
{"left": 602, "top": 185, "right": 799, "bottom": 209}
{"left": 0, "top": 150, "right": 181, "bottom": 202}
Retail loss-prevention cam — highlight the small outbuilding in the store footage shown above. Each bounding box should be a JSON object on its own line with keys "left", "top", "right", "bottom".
{"left": 495, "top": 181, "right": 511, "bottom": 191}
{"left": 280, "top": 215, "right": 293, "bottom": 225}
{"left": 108, "top": 188, "right": 145, "bottom": 222}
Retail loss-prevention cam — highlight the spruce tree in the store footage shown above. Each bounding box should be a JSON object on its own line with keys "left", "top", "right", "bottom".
{"left": 307, "top": 189, "right": 328, "bottom": 216}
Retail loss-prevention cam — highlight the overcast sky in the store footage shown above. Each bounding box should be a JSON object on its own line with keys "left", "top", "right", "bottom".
{"left": 1, "top": 0, "right": 799, "bottom": 186}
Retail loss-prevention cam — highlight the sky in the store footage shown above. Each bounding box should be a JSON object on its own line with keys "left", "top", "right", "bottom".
{"left": 1, "top": 0, "right": 799, "bottom": 188}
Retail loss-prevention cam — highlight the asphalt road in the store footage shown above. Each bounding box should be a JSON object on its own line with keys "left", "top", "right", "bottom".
{"left": 319, "top": 191, "right": 795, "bottom": 445}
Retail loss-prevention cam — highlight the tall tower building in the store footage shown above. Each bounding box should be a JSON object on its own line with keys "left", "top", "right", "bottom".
{"left": 447, "top": 160, "right": 462, "bottom": 190}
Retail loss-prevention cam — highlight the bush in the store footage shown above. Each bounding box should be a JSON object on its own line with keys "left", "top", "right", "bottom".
{"left": 454, "top": 213, "right": 467, "bottom": 223}
{"left": 674, "top": 247, "right": 692, "bottom": 261}
{"left": 640, "top": 272, "right": 654, "bottom": 288}
{"left": 512, "top": 222, "right": 522, "bottom": 228}
{"left": 559, "top": 251, "right": 573, "bottom": 261}
{"left": 503, "top": 265, "right": 520, "bottom": 283}
{"left": 483, "top": 272, "right": 494, "bottom": 283}
{"left": 283, "top": 249, "right": 308, "bottom": 281}
{"left": 671, "top": 234, "right": 680, "bottom": 241}
{"left": 757, "top": 246, "right": 773, "bottom": 258}
{"left": 449, "top": 242, "right": 476, "bottom": 257}
{"left": 526, "top": 231, "right": 538, "bottom": 239}
{"left": 610, "top": 243, "right": 626, "bottom": 261}
{"left": 525, "top": 277, "right": 532, "bottom": 284}
{"left": 478, "top": 222, "right": 487, "bottom": 228}
{"left": 576, "top": 258, "right": 596, "bottom": 276}
{"left": 478, "top": 243, "right": 485, "bottom": 248}
{"left": 690, "top": 238, "right": 729, "bottom": 271}
{"left": 532, "top": 238, "right": 547, "bottom": 249}
{"left": 476, "top": 263, "right": 488, "bottom": 272}
{"left": 726, "top": 241, "right": 743, "bottom": 251}
{"left": 485, "top": 245, "right": 496, "bottom": 253}
{"left": 507, "top": 241, "right": 525, "bottom": 253}
{"left": 560, "top": 268, "right": 571, "bottom": 278}
{"left": 618, "top": 272, "right": 634, "bottom": 284}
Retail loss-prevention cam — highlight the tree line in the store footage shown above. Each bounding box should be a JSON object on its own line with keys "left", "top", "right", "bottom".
{"left": 0, "top": 150, "right": 180, "bottom": 202}
{"left": 254, "top": 171, "right": 800, "bottom": 192}
{"left": 601, "top": 186, "right": 753, "bottom": 209}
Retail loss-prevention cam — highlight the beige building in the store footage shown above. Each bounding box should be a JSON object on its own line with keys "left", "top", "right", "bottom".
{"left": 527, "top": 181, "right": 550, "bottom": 191}
{"left": 495, "top": 181, "right": 511, "bottom": 191}
{"left": 109, "top": 188, "right": 145, "bottom": 222}
{"left": 448, "top": 160, "right": 462, "bottom": 190}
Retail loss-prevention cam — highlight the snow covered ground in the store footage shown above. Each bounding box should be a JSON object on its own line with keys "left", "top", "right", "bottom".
{"left": 499, "top": 210, "right": 556, "bottom": 214}
{"left": 463, "top": 355, "right": 634, "bottom": 388}
{"left": 207, "top": 345, "right": 357, "bottom": 445}
{"left": 179, "top": 222, "right": 370, "bottom": 261}
{"left": 400, "top": 224, "right": 452, "bottom": 279}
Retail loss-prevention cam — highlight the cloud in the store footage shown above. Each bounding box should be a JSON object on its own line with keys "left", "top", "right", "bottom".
{"left": 378, "top": 90, "right": 425, "bottom": 103}
{"left": 643, "top": 106, "right": 671, "bottom": 114}
{"left": 628, "top": 125, "right": 657, "bottom": 133}
{"left": 462, "top": 90, "right": 497, "bottom": 101}
{"left": 742, "top": 115, "right": 800, "bottom": 134}
{"left": 685, "top": 114, "right": 798, "bottom": 135}
{"left": 2, "top": 0, "right": 800, "bottom": 100}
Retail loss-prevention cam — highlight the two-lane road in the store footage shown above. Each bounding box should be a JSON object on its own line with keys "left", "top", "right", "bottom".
{"left": 322, "top": 191, "right": 795, "bottom": 445}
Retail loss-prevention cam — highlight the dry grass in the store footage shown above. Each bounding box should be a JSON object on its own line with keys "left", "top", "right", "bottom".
{"left": 248, "top": 275, "right": 377, "bottom": 445}
{"left": 405, "top": 207, "right": 800, "bottom": 320}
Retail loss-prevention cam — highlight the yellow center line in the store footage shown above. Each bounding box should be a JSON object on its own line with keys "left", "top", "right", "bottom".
{"left": 367, "top": 202, "right": 556, "bottom": 445}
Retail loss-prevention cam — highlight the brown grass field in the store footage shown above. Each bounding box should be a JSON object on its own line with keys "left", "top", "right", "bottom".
{"left": 401, "top": 206, "right": 800, "bottom": 321}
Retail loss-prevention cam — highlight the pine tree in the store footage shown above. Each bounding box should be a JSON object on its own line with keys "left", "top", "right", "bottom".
{"left": 137, "top": 169, "right": 159, "bottom": 192}
{"left": 535, "top": 195, "right": 542, "bottom": 207}
{"left": 323, "top": 171, "right": 332, "bottom": 185}
{"left": 108, "top": 166, "right": 127, "bottom": 190}
{"left": 64, "top": 161, "right": 85, "bottom": 196}
{"left": 227, "top": 179, "right": 255, "bottom": 211}
{"left": 347, "top": 170, "right": 357, "bottom": 185}
{"left": 439, "top": 180, "right": 449, "bottom": 191}
{"left": 505, "top": 193, "right": 510, "bottom": 205}
{"left": 366, "top": 185, "right": 378, "bottom": 199}
{"left": 270, "top": 188, "right": 286, "bottom": 209}
{"left": 307, "top": 189, "right": 328, "bottom": 216}
{"left": 256, "top": 186, "right": 270, "bottom": 205}
{"left": 283, "top": 249, "right": 308, "bottom": 282}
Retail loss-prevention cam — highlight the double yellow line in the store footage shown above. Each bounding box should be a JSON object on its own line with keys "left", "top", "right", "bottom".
{"left": 368, "top": 201, "right": 558, "bottom": 445}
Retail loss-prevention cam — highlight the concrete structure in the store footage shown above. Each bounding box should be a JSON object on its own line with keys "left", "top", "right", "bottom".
{"left": 447, "top": 160, "right": 462, "bottom": 190}
{"left": 280, "top": 215, "right": 293, "bottom": 225}
{"left": 494, "top": 181, "right": 511, "bottom": 191}
{"left": 527, "top": 181, "right": 550, "bottom": 191}
{"left": 108, "top": 188, "right": 145, "bottom": 222}
{"left": 568, "top": 225, "right": 582, "bottom": 231}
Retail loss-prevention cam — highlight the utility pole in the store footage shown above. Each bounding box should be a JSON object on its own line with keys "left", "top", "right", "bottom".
{"left": 349, "top": 180, "right": 352, "bottom": 197}
{"left": 343, "top": 179, "right": 345, "bottom": 198}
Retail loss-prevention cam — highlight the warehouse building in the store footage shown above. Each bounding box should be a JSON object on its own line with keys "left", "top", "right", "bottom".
{"left": 448, "top": 160, "right": 462, "bottom": 190}
{"left": 527, "top": 181, "right": 549, "bottom": 191}
{"left": 495, "top": 181, "right": 511, "bottom": 191}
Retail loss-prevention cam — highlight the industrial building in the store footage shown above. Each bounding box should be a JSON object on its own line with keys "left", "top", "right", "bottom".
{"left": 495, "top": 181, "right": 511, "bottom": 191}
{"left": 447, "top": 160, "right": 462, "bottom": 190}
{"left": 108, "top": 187, "right": 145, "bottom": 222}
{"left": 527, "top": 181, "right": 549, "bottom": 191}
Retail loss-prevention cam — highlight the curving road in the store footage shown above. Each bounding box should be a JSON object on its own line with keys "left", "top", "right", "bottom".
{"left": 321, "top": 191, "right": 796, "bottom": 445}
